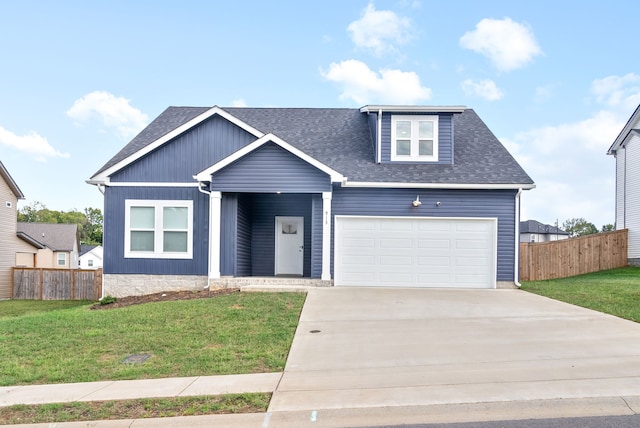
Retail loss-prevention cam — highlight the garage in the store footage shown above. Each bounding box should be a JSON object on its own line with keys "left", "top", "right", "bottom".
{"left": 334, "top": 216, "right": 497, "bottom": 288}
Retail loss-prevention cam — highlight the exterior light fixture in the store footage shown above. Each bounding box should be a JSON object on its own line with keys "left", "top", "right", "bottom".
{"left": 436, "top": 201, "right": 441, "bottom": 207}
{"left": 412, "top": 196, "right": 422, "bottom": 207}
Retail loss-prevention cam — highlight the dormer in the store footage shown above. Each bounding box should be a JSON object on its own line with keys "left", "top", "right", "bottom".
{"left": 360, "top": 105, "right": 466, "bottom": 165}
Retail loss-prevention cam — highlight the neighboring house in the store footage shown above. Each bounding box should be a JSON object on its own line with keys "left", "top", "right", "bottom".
{"left": 0, "top": 161, "right": 39, "bottom": 299}
{"left": 520, "top": 220, "right": 569, "bottom": 243}
{"left": 88, "top": 105, "right": 534, "bottom": 297}
{"left": 16, "top": 223, "right": 80, "bottom": 269}
{"left": 608, "top": 103, "right": 640, "bottom": 266}
{"left": 79, "top": 244, "right": 103, "bottom": 269}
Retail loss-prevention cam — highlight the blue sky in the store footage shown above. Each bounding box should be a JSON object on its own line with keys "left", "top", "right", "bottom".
{"left": 1, "top": 1, "right": 638, "bottom": 229}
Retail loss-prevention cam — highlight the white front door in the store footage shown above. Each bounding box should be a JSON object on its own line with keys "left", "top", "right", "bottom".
{"left": 275, "top": 216, "right": 304, "bottom": 276}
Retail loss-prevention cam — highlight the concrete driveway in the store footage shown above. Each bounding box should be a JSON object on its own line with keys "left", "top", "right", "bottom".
{"left": 269, "top": 287, "right": 640, "bottom": 412}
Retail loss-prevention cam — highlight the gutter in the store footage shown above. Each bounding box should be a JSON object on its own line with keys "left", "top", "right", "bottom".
{"left": 514, "top": 188, "right": 523, "bottom": 287}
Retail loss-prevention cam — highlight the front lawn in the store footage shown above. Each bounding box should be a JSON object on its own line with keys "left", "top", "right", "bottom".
{"left": 521, "top": 266, "right": 640, "bottom": 322}
{"left": 0, "top": 292, "right": 305, "bottom": 386}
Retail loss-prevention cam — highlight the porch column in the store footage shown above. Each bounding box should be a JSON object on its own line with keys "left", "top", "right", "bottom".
{"left": 322, "top": 191, "right": 332, "bottom": 281}
{"left": 209, "top": 191, "right": 222, "bottom": 280}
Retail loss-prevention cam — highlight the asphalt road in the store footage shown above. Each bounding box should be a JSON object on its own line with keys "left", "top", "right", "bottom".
{"left": 365, "top": 414, "right": 640, "bottom": 428}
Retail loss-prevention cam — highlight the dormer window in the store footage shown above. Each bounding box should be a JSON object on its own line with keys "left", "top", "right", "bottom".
{"left": 391, "top": 115, "right": 439, "bottom": 162}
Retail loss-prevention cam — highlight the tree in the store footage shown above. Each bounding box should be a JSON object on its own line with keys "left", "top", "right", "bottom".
{"left": 562, "top": 217, "right": 598, "bottom": 238}
{"left": 17, "top": 201, "right": 103, "bottom": 245}
{"left": 601, "top": 224, "right": 614, "bottom": 232}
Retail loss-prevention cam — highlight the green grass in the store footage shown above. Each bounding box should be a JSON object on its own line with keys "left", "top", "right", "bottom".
{"left": 0, "top": 293, "right": 305, "bottom": 386}
{"left": 521, "top": 266, "right": 640, "bottom": 322}
{"left": 0, "top": 393, "right": 270, "bottom": 424}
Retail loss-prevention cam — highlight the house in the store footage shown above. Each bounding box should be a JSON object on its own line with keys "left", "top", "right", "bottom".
{"left": 79, "top": 244, "right": 103, "bottom": 269}
{"left": 0, "top": 161, "right": 39, "bottom": 299}
{"left": 88, "top": 105, "right": 534, "bottom": 297}
{"left": 16, "top": 223, "right": 80, "bottom": 269}
{"left": 608, "top": 103, "right": 640, "bottom": 266}
{"left": 520, "top": 220, "right": 569, "bottom": 243}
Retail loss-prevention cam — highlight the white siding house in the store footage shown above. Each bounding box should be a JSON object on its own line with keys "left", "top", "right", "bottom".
{"left": 79, "top": 245, "right": 103, "bottom": 269}
{"left": 608, "top": 104, "right": 640, "bottom": 265}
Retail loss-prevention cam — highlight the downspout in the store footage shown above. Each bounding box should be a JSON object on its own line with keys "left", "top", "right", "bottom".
{"left": 377, "top": 109, "right": 382, "bottom": 164}
{"left": 197, "top": 181, "right": 212, "bottom": 289}
{"left": 514, "top": 188, "right": 523, "bottom": 287}
{"left": 93, "top": 183, "right": 106, "bottom": 300}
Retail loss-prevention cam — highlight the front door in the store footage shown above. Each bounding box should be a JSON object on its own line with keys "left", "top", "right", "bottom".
{"left": 275, "top": 216, "right": 304, "bottom": 276}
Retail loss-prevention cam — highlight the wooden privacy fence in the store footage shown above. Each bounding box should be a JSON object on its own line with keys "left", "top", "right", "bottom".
{"left": 520, "top": 229, "right": 628, "bottom": 281}
{"left": 12, "top": 268, "right": 102, "bottom": 300}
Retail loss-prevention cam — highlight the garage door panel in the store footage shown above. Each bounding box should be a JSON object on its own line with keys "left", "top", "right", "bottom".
{"left": 335, "top": 217, "right": 497, "bottom": 289}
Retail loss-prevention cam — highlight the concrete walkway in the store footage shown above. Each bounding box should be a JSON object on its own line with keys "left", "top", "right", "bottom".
{"left": 3, "top": 288, "right": 640, "bottom": 427}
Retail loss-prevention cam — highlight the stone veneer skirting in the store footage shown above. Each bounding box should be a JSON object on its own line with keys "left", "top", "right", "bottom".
{"left": 628, "top": 258, "right": 640, "bottom": 267}
{"left": 103, "top": 274, "right": 209, "bottom": 298}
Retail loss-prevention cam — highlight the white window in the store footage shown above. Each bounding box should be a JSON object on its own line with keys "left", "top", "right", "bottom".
{"left": 124, "top": 200, "right": 193, "bottom": 259}
{"left": 57, "top": 253, "right": 66, "bottom": 266}
{"left": 88, "top": 259, "right": 94, "bottom": 267}
{"left": 391, "top": 115, "right": 439, "bottom": 162}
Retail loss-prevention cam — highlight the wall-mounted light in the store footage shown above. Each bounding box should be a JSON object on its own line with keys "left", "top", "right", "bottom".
{"left": 436, "top": 201, "right": 441, "bottom": 207}
{"left": 412, "top": 196, "right": 422, "bottom": 207}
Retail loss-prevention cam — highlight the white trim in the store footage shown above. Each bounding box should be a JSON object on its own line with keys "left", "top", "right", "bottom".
{"left": 124, "top": 199, "right": 193, "bottom": 259}
{"left": 360, "top": 105, "right": 467, "bottom": 114}
{"left": 90, "top": 106, "right": 265, "bottom": 182}
{"left": 194, "top": 133, "right": 345, "bottom": 183}
{"left": 391, "top": 115, "right": 439, "bottom": 162}
{"left": 514, "top": 189, "right": 522, "bottom": 287}
{"left": 342, "top": 181, "right": 536, "bottom": 190}
{"left": 608, "top": 104, "right": 640, "bottom": 154}
{"left": 209, "top": 192, "right": 222, "bottom": 279}
{"left": 321, "top": 192, "right": 332, "bottom": 281}
{"left": 92, "top": 181, "right": 200, "bottom": 187}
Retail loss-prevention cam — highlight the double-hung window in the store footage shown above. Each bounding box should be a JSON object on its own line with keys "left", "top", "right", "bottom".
{"left": 391, "top": 115, "right": 439, "bottom": 162}
{"left": 57, "top": 253, "right": 66, "bottom": 266}
{"left": 124, "top": 200, "right": 193, "bottom": 259}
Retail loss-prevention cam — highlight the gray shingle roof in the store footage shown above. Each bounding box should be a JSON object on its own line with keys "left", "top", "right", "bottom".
{"left": 92, "top": 106, "right": 533, "bottom": 186}
{"left": 17, "top": 223, "right": 79, "bottom": 251}
{"left": 520, "top": 220, "right": 568, "bottom": 235}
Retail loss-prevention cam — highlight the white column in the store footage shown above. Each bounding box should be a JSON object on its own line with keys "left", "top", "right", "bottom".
{"left": 322, "top": 191, "right": 332, "bottom": 281}
{"left": 209, "top": 191, "right": 222, "bottom": 280}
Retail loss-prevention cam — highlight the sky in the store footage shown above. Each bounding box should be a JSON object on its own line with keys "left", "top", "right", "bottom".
{"left": 1, "top": 1, "right": 638, "bottom": 229}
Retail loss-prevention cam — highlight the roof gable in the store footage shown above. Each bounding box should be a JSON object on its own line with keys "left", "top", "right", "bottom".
{"left": 608, "top": 103, "right": 640, "bottom": 154}
{"left": 0, "top": 160, "right": 25, "bottom": 199}
{"left": 195, "top": 133, "right": 344, "bottom": 183}
{"left": 89, "top": 106, "right": 265, "bottom": 182}
{"left": 17, "top": 223, "right": 79, "bottom": 251}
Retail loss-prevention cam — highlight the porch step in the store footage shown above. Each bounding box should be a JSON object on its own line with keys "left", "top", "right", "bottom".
{"left": 241, "top": 285, "right": 311, "bottom": 293}
{"left": 211, "top": 277, "right": 333, "bottom": 291}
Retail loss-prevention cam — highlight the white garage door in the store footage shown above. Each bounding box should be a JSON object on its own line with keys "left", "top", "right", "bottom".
{"left": 334, "top": 216, "right": 497, "bottom": 289}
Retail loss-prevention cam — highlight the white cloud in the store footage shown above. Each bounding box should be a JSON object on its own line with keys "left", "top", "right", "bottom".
{"left": 590, "top": 73, "right": 640, "bottom": 110}
{"left": 66, "top": 91, "right": 148, "bottom": 139}
{"left": 231, "top": 98, "right": 247, "bottom": 107}
{"left": 461, "top": 78, "right": 504, "bottom": 101}
{"left": 0, "top": 127, "right": 70, "bottom": 162}
{"left": 347, "top": 3, "right": 413, "bottom": 56}
{"left": 460, "top": 18, "right": 542, "bottom": 71}
{"left": 504, "top": 89, "right": 635, "bottom": 227}
{"left": 322, "top": 59, "right": 432, "bottom": 104}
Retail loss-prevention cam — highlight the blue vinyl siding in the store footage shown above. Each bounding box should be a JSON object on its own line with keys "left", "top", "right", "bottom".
{"left": 331, "top": 187, "right": 517, "bottom": 281}
{"left": 367, "top": 112, "right": 378, "bottom": 162}
{"left": 381, "top": 113, "right": 453, "bottom": 164}
{"left": 210, "top": 142, "right": 331, "bottom": 193}
{"left": 220, "top": 194, "right": 238, "bottom": 276}
{"left": 103, "top": 186, "right": 208, "bottom": 275}
{"left": 111, "top": 115, "right": 257, "bottom": 182}
{"left": 250, "top": 194, "right": 312, "bottom": 277}
{"left": 236, "top": 194, "right": 252, "bottom": 276}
